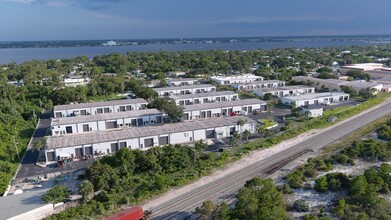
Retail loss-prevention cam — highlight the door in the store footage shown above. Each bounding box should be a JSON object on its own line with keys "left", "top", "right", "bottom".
{"left": 207, "top": 111, "right": 212, "bottom": 118}
{"left": 66, "top": 126, "right": 73, "bottom": 134}
{"left": 85, "top": 146, "right": 93, "bottom": 156}
{"left": 106, "top": 121, "right": 117, "bottom": 129}
{"left": 159, "top": 136, "right": 169, "bottom": 146}
{"left": 206, "top": 130, "right": 215, "bottom": 138}
{"left": 137, "top": 118, "right": 143, "bottom": 126}
{"left": 46, "top": 152, "right": 55, "bottom": 161}
{"left": 144, "top": 138, "right": 154, "bottom": 147}
{"left": 75, "top": 148, "right": 83, "bottom": 158}
{"left": 110, "top": 143, "right": 119, "bottom": 153}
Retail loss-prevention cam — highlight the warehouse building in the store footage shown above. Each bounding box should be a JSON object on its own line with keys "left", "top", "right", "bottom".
{"left": 182, "top": 99, "right": 267, "bottom": 120}
{"left": 252, "top": 85, "right": 315, "bottom": 97}
{"left": 153, "top": 84, "right": 216, "bottom": 96}
{"left": 51, "top": 109, "right": 163, "bottom": 136}
{"left": 171, "top": 91, "right": 239, "bottom": 106}
{"left": 45, "top": 116, "right": 257, "bottom": 162}
{"left": 281, "top": 92, "right": 349, "bottom": 107}
{"left": 166, "top": 78, "right": 198, "bottom": 87}
{"left": 231, "top": 80, "right": 285, "bottom": 90}
{"left": 211, "top": 74, "right": 263, "bottom": 85}
{"left": 53, "top": 98, "right": 148, "bottom": 118}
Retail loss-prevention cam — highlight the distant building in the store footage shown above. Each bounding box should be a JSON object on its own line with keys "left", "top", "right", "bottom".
{"left": 281, "top": 92, "right": 349, "bottom": 107}
{"left": 166, "top": 78, "right": 198, "bottom": 87}
{"left": 53, "top": 98, "right": 148, "bottom": 118}
{"left": 63, "top": 78, "right": 90, "bottom": 87}
{"left": 7, "top": 80, "right": 24, "bottom": 87}
{"left": 153, "top": 84, "right": 216, "bottom": 96}
{"left": 252, "top": 85, "right": 315, "bottom": 97}
{"left": 167, "top": 71, "right": 186, "bottom": 77}
{"left": 211, "top": 74, "right": 263, "bottom": 85}
{"left": 231, "top": 80, "right": 285, "bottom": 90}
{"left": 171, "top": 91, "right": 239, "bottom": 106}
{"left": 340, "top": 63, "right": 383, "bottom": 73}
{"left": 102, "top": 41, "right": 117, "bottom": 46}
{"left": 300, "top": 105, "right": 323, "bottom": 118}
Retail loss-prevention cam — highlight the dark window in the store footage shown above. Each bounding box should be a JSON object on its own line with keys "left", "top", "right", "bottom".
{"left": 126, "top": 105, "right": 132, "bottom": 111}
{"left": 207, "top": 111, "right": 212, "bottom": 118}
{"left": 55, "top": 112, "right": 62, "bottom": 118}
{"left": 97, "top": 108, "right": 103, "bottom": 114}
{"left": 206, "top": 130, "right": 215, "bottom": 138}
{"left": 80, "top": 110, "right": 87, "bottom": 115}
{"left": 159, "top": 136, "right": 169, "bottom": 145}
{"left": 183, "top": 113, "right": 189, "bottom": 120}
{"left": 137, "top": 118, "right": 143, "bottom": 125}
{"left": 144, "top": 138, "right": 154, "bottom": 147}
{"left": 203, "top": 98, "right": 209, "bottom": 103}
{"left": 131, "top": 119, "right": 137, "bottom": 126}
{"left": 119, "top": 142, "right": 127, "bottom": 149}
{"left": 82, "top": 124, "right": 90, "bottom": 132}
{"left": 179, "top": 101, "right": 185, "bottom": 106}
{"left": 106, "top": 121, "right": 117, "bottom": 129}
{"left": 65, "top": 126, "right": 73, "bottom": 134}
{"left": 104, "top": 108, "right": 110, "bottom": 113}
{"left": 119, "top": 106, "right": 126, "bottom": 111}
{"left": 111, "top": 143, "right": 119, "bottom": 153}
{"left": 46, "top": 152, "right": 55, "bottom": 161}
{"left": 201, "top": 111, "right": 206, "bottom": 118}
{"left": 140, "top": 104, "right": 146, "bottom": 109}
{"left": 85, "top": 146, "right": 93, "bottom": 156}
{"left": 75, "top": 148, "right": 83, "bottom": 157}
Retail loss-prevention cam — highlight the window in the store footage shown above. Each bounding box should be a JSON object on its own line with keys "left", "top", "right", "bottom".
{"left": 97, "top": 108, "right": 103, "bottom": 114}
{"left": 126, "top": 105, "right": 132, "bottom": 111}
{"left": 104, "top": 108, "right": 110, "bottom": 113}
{"left": 179, "top": 101, "right": 185, "bottom": 106}
{"left": 82, "top": 124, "right": 90, "bottom": 132}
{"left": 184, "top": 133, "right": 189, "bottom": 137}
{"left": 119, "top": 142, "right": 127, "bottom": 148}
{"left": 119, "top": 106, "right": 126, "bottom": 111}
{"left": 65, "top": 126, "right": 73, "bottom": 134}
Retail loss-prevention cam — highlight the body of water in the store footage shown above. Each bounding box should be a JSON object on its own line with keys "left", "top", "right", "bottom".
{"left": 0, "top": 40, "right": 385, "bottom": 64}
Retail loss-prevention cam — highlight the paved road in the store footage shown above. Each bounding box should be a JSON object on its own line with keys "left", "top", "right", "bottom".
{"left": 15, "top": 112, "right": 94, "bottom": 179}
{"left": 147, "top": 98, "right": 391, "bottom": 220}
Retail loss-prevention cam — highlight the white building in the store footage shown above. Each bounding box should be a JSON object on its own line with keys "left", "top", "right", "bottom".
{"left": 63, "top": 78, "right": 90, "bottom": 87}
{"left": 171, "top": 91, "right": 239, "bottom": 106}
{"left": 281, "top": 92, "right": 349, "bottom": 107}
{"left": 53, "top": 98, "right": 148, "bottom": 118}
{"left": 252, "top": 85, "right": 315, "bottom": 97}
{"left": 300, "top": 105, "right": 323, "bottom": 118}
{"left": 51, "top": 109, "right": 162, "bottom": 136}
{"left": 340, "top": 63, "right": 383, "bottom": 72}
{"left": 167, "top": 71, "right": 186, "bottom": 77}
{"left": 153, "top": 84, "right": 216, "bottom": 96}
{"left": 231, "top": 80, "right": 285, "bottom": 90}
{"left": 45, "top": 116, "right": 257, "bottom": 162}
{"left": 166, "top": 78, "right": 198, "bottom": 87}
{"left": 292, "top": 76, "right": 383, "bottom": 92}
{"left": 211, "top": 74, "right": 264, "bottom": 85}
{"left": 182, "top": 99, "right": 267, "bottom": 120}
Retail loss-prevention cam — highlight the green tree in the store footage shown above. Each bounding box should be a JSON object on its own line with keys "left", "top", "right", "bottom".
{"left": 230, "top": 133, "right": 241, "bottom": 148}
{"left": 195, "top": 200, "right": 217, "bottom": 220}
{"left": 349, "top": 175, "right": 368, "bottom": 196}
{"left": 242, "top": 130, "right": 251, "bottom": 142}
{"left": 315, "top": 176, "right": 328, "bottom": 192}
{"left": 78, "top": 180, "right": 94, "bottom": 203}
{"left": 293, "top": 199, "right": 310, "bottom": 212}
{"left": 236, "top": 119, "right": 245, "bottom": 134}
{"left": 42, "top": 185, "right": 71, "bottom": 204}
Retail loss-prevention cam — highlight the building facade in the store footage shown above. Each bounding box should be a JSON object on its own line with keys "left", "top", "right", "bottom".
{"left": 166, "top": 78, "right": 198, "bottom": 87}
{"left": 53, "top": 98, "right": 148, "bottom": 118}
{"left": 171, "top": 91, "right": 239, "bottom": 106}
{"left": 281, "top": 92, "right": 350, "bottom": 107}
{"left": 153, "top": 84, "right": 216, "bottom": 96}
{"left": 252, "top": 85, "right": 315, "bottom": 97}
{"left": 182, "top": 99, "right": 267, "bottom": 120}
{"left": 211, "top": 74, "right": 264, "bottom": 85}
{"left": 51, "top": 109, "right": 163, "bottom": 136}
{"left": 231, "top": 80, "right": 285, "bottom": 90}
{"left": 45, "top": 116, "right": 257, "bottom": 162}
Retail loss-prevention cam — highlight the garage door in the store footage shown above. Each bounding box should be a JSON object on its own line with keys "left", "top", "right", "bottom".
{"left": 106, "top": 121, "right": 117, "bottom": 129}
{"left": 85, "top": 146, "right": 93, "bottom": 156}
{"left": 111, "top": 143, "right": 119, "bottom": 153}
{"left": 206, "top": 130, "right": 215, "bottom": 138}
{"left": 159, "top": 136, "right": 169, "bottom": 146}
{"left": 46, "top": 152, "right": 55, "bottom": 161}
{"left": 75, "top": 148, "right": 83, "bottom": 158}
{"left": 144, "top": 138, "right": 154, "bottom": 148}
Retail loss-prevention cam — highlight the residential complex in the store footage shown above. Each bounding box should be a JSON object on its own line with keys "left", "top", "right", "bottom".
{"left": 53, "top": 98, "right": 148, "bottom": 118}
{"left": 182, "top": 99, "right": 267, "bottom": 120}
{"left": 166, "top": 78, "right": 198, "bottom": 87}
{"left": 51, "top": 109, "right": 163, "bottom": 136}
{"left": 171, "top": 91, "right": 239, "bottom": 106}
{"left": 153, "top": 84, "right": 216, "bottom": 96}
{"left": 45, "top": 116, "right": 257, "bottom": 162}
{"left": 231, "top": 80, "right": 285, "bottom": 90}
{"left": 252, "top": 85, "right": 315, "bottom": 97}
{"left": 281, "top": 92, "right": 349, "bottom": 107}
{"left": 211, "top": 74, "right": 263, "bottom": 85}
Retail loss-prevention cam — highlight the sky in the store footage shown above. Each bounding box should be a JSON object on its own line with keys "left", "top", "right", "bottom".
{"left": 0, "top": 0, "right": 390, "bottom": 41}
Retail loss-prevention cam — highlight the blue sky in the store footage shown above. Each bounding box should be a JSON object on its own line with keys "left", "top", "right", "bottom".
{"left": 0, "top": 0, "right": 390, "bottom": 41}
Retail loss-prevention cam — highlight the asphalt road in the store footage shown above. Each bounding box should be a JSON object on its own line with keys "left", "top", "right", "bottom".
{"left": 147, "top": 98, "right": 391, "bottom": 220}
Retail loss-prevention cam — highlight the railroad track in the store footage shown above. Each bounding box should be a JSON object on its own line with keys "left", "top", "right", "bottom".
{"left": 148, "top": 99, "right": 391, "bottom": 220}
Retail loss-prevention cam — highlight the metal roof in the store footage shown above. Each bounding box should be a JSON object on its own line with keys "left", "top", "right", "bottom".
{"left": 282, "top": 92, "right": 349, "bottom": 101}
{"left": 184, "top": 99, "right": 266, "bottom": 111}
{"left": 51, "top": 109, "right": 162, "bottom": 126}
{"left": 171, "top": 91, "right": 237, "bottom": 100}
{"left": 53, "top": 98, "right": 147, "bottom": 111}
{"left": 46, "top": 116, "right": 256, "bottom": 149}
{"left": 233, "top": 80, "right": 285, "bottom": 86}
{"left": 153, "top": 84, "right": 215, "bottom": 92}
{"left": 167, "top": 78, "right": 197, "bottom": 82}
{"left": 254, "top": 85, "right": 314, "bottom": 92}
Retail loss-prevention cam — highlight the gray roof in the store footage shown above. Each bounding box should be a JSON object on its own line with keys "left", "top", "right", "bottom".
{"left": 233, "top": 80, "right": 284, "bottom": 86}
{"left": 282, "top": 92, "right": 349, "bottom": 101}
{"left": 167, "top": 78, "right": 197, "bottom": 82}
{"left": 343, "top": 81, "right": 382, "bottom": 89}
{"left": 46, "top": 116, "right": 255, "bottom": 149}
{"left": 0, "top": 189, "right": 48, "bottom": 220}
{"left": 153, "top": 84, "right": 215, "bottom": 92}
{"left": 255, "top": 85, "right": 314, "bottom": 92}
{"left": 53, "top": 98, "right": 147, "bottom": 111}
{"left": 51, "top": 109, "right": 162, "bottom": 126}
{"left": 184, "top": 99, "right": 266, "bottom": 111}
{"left": 171, "top": 91, "right": 237, "bottom": 100}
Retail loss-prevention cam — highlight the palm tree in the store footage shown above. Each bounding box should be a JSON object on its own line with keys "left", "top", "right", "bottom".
{"left": 236, "top": 119, "right": 245, "bottom": 134}
{"left": 243, "top": 130, "right": 251, "bottom": 142}
{"left": 230, "top": 133, "right": 241, "bottom": 148}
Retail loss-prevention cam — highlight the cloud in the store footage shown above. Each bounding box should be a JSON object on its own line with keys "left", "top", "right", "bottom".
{"left": 211, "top": 15, "right": 350, "bottom": 25}
{"left": 75, "top": 0, "right": 127, "bottom": 10}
